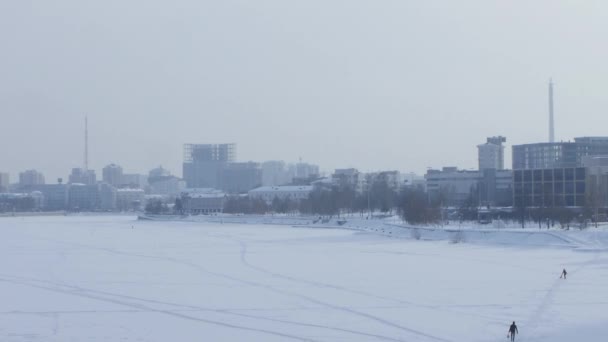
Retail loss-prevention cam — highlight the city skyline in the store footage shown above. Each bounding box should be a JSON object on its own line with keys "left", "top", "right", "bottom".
{"left": 2, "top": 1, "right": 608, "bottom": 181}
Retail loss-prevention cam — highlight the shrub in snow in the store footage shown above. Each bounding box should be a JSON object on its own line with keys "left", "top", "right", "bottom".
{"left": 449, "top": 230, "right": 466, "bottom": 244}
{"left": 410, "top": 228, "right": 422, "bottom": 240}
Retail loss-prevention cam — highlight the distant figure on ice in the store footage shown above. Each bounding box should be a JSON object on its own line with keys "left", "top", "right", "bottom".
{"left": 507, "top": 321, "right": 518, "bottom": 341}
{"left": 560, "top": 268, "right": 567, "bottom": 279}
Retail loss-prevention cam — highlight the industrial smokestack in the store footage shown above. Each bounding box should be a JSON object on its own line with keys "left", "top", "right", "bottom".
{"left": 549, "top": 79, "right": 554, "bottom": 143}
{"left": 84, "top": 116, "right": 89, "bottom": 171}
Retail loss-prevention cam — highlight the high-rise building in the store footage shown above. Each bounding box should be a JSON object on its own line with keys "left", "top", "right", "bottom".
{"left": 148, "top": 167, "right": 186, "bottom": 196}
{"left": 0, "top": 172, "right": 9, "bottom": 192}
{"left": 102, "top": 164, "right": 124, "bottom": 186}
{"left": 121, "top": 174, "right": 148, "bottom": 188}
{"left": 478, "top": 136, "right": 506, "bottom": 170}
{"left": 68, "top": 168, "right": 97, "bottom": 185}
{"left": 512, "top": 137, "right": 608, "bottom": 170}
{"left": 221, "top": 162, "right": 262, "bottom": 193}
{"left": 19, "top": 170, "right": 45, "bottom": 186}
{"left": 182, "top": 143, "right": 235, "bottom": 188}
{"left": 262, "top": 161, "right": 289, "bottom": 186}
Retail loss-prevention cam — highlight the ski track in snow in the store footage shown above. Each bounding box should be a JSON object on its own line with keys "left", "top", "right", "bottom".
{"left": 0, "top": 275, "right": 320, "bottom": 342}
{"left": 4, "top": 217, "right": 608, "bottom": 341}
{"left": 0, "top": 273, "right": 411, "bottom": 342}
{"left": 521, "top": 252, "right": 602, "bottom": 342}
{"left": 19, "top": 234, "right": 452, "bottom": 342}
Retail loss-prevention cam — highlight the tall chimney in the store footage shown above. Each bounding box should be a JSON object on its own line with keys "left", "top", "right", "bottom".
{"left": 549, "top": 79, "right": 555, "bottom": 143}
{"left": 84, "top": 116, "right": 89, "bottom": 171}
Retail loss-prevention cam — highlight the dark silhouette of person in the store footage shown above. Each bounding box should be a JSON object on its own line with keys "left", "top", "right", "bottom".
{"left": 508, "top": 321, "right": 518, "bottom": 341}
{"left": 561, "top": 268, "right": 567, "bottom": 279}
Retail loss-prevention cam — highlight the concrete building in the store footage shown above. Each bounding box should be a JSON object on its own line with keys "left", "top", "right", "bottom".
{"left": 102, "top": 164, "right": 124, "bottom": 186}
{"left": 0, "top": 192, "right": 42, "bottom": 211}
{"left": 68, "top": 168, "right": 96, "bottom": 185}
{"left": 513, "top": 167, "right": 586, "bottom": 208}
{"left": 249, "top": 186, "right": 313, "bottom": 204}
{"left": 583, "top": 156, "right": 608, "bottom": 212}
{"left": 181, "top": 188, "right": 225, "bottom": 214}
{"left": 116, "top": 188, "right": 145, "bottom": 211}
{"left": 512, "top": 137, "right": 608, "bottom": 170}
{"left": 478, "top": 136, "right": 506, "bottom": 170}
{"left": 183, "top": 143, "right": 235, "bottom": 188}
{"left": 68, "top": 184, "right": 100, "bottom": 211}
{"left": 149, "top": 176, "right": 186, "bottom": 196}
{"left": 366, "top": 171, "right": 402, "bottom": 191}
{"left": 0, "top": 172, "right": 9, "bottom": 192}
{"left": 292, "top": 162, "right": 320, "bottom": 179}
{"left": 425, "top": 167, "right": 513, "bottom": 207}
{"left": 33, "top": 184, "right": 70, "bottom": 211}
{"left": 19, "top": 170, "right": 45, "bottom": 186}
{"left": 221, "top": 162, "right": 262, "bottom": 194}
{"left": 121, "top": 174, "right": 148, "bottom": 189}
{"left": 99, "top": 183, "right": 117, "bottom": 211}
{"left": 332, "top": 168, "right": 365, "bottom": 192}
{"left": 262, "top": 161, "right": 289, "bottom": 186}
{"left": 148, "top": 166, "right": 186, "bottom": 196}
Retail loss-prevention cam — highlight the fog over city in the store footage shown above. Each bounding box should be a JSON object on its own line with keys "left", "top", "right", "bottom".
{"left": 2, "top": 1, "right": 608, "bottom": 180}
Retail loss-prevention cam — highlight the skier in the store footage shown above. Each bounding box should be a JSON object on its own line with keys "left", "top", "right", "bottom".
{"left": 560, "top": 268, "right": 567, "bottom": 279}
{"left": 507, "top": 321, "right": 518, "bottom": 342}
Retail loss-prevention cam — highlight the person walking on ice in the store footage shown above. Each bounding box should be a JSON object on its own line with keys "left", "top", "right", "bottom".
{"left": 508, "top": 321, "right": 518, "bottom": 341}
{"left": 561, "top": 268, "right": 567, "bottom": 279}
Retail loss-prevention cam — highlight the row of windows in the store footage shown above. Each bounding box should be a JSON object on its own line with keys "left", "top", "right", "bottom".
{"left": 513, "top": 168, "right": 586, "bottom": 182}
{"left": 514, "top": 182, "right": 585, "bottom": 194}
{"left": 514, "top": 195, "right": 585, "bottom": 207}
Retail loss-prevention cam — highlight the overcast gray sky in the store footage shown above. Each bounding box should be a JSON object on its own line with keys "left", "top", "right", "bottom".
{"left": 1, "top": 0, "right": 607, "bottom": 182}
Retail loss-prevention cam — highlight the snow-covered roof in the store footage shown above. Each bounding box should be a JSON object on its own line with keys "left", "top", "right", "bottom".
{"left": 181, "top": 188, "right": 225, "bottom": 198}
{"left": 116, "top": 188, "right": 145, "bottom": 193}
{"left": 249, "top": 186, "right": 313, "bottom": 193}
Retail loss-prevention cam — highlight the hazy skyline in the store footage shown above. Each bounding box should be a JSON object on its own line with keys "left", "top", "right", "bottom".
{"left": 2, "top": 1, "right": 608, "bottom": 181}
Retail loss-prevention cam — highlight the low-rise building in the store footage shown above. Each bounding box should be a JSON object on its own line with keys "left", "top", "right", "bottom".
{"left": 116, "top": 188, "right": 145, "bottom": 211}
{"left": 248, "top": 185, "right": 313, "bottom": 204}
{"left": 426, "top": 167, "right": 513, "bottom": 207}
{"left": 68, "top": 184, "right": 100, "bottom": 211}
{"left": 181, "top": 188, "right": 225, "bottom": 214}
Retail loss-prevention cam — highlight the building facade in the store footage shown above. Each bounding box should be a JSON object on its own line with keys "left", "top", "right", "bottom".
{"left": 19, "top": 170, "right": 45, "bottom": 186}
{"left": 102, "top": 164, "right": 124, "bottom": 186}
{"left": 332, "top": 168, "right": 365, "bottom": 192}
{"left": 425, "top": 167, "right": 513, "bottom": 207}
{"left": 478, "top": 136, "right": 506, "bottom": 170}
{"left": 183, "top": 143, "right": 236, "bottom": 188}
{"left": 121, "top": 174, "right": 148, "bottom": 188}
{"left": 249, "top": 186, "right": 313, "bottom": 204}
{"left": 68, "top": 184, "right": 100, "bottom": 211}
{"left": 180, "top": 188, "right": 225, "bottom": 214}
{"left": 221, "top": 162, "right": 262, "bottom": 194}
{"left": 512, "top": 137, "right": 608, "bottom": 170}
{"left": 0, "top": 172, "right": 9, "bottom": 192}
{"left": 116, "top": 188, "right": 145, "bottom": 211}
{"left": 513, "top": 167, "right": 586, "bottom": 208}
{"left": 261, "top": 161, "right": 289, "bottom": 186}
{"left": 68, "top": 168, "right": 96, "bottom": 185}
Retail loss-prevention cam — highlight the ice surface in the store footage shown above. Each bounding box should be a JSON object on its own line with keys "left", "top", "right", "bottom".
{"left": 1, "top": 215, "right": 607, "bottom": 341}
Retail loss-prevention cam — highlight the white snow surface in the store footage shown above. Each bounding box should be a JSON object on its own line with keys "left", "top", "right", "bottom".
{"left": 1, "top": 215, "right": 608, "bottom": 342}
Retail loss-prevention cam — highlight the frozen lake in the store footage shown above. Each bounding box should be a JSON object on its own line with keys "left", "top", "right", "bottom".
{"left": 1, "top": 216, "right": 607, "bottom": 341}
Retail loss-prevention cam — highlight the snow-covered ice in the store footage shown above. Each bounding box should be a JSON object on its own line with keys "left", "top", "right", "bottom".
{"left": 1, "top": 215, "right": 607, "bottom": 341}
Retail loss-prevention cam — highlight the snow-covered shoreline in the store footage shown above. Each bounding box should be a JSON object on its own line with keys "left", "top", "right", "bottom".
{"left": 139, "top": 214, "right": 608, "bottom": 250}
